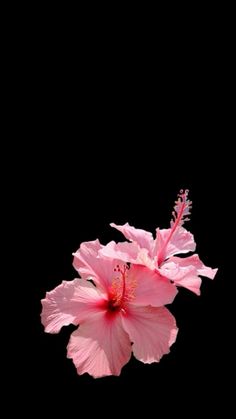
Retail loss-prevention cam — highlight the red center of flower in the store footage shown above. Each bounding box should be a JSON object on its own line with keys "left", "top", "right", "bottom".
{"left": 107, "top": 264, "right": 136, "bottom": 312}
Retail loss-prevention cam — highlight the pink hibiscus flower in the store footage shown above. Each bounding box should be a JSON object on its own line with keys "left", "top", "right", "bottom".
{"left": 41, "top": 240, "right": 178, "bottom": 378}
{"left": 100, "top": 190, "right": 218, "bottom": 295}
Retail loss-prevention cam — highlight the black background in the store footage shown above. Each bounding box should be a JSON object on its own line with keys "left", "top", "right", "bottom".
{"left": 13, "top": 13, "right": 231, "bottom": 415}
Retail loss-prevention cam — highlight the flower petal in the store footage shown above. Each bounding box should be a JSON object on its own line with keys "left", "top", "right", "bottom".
{"left": 100, "top": 241, "right": 157, "bottom": 271}
{"left": 159, "top": 255, "right": 217, "bottom": 295}
{"left": 155, "top": 227, "right": 196, "bottom": 262}
{"left": 110, "top": 222, "right": 154, "bottom": 255}
{"left": 67, "top": 312, "right": 131, "bottom": 378}
{"left": 161, "top": 264, "right": 202, "bottom": 295}
{"left": 170, "top": 255, "right": 217, "bottom": 279}
{"left": 129, "top": 264, "right": 178, "bottom": 307}
{"left": 174, "top": 275, "right": 202, "bottom": 295}
{"left": 122, "top": 305, "right": 178, "bottom": 363}
{"left": 73, "top": 240, "right": 115, "bottom": 292}
{"left": 99, "top": 240, "right": 141, "bottom": 263}
{"left": 41, "top": 279, "right": 104, "bottom": 333}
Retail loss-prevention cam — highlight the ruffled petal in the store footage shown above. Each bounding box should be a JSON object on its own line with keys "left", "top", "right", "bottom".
{"left": 129, "top": 264, "right": 178, "bottom": 307}
{"left": 41, "top": 279, "right": 104, "bottom": 333}
{"left": 99, "top": 241, "right": 141, "bottom": 263}
{"left": 159, "top": 255, "right": 217, "bottom": 295}
{"left": 73, "top": 240, "right": 115, "bottom": 292}
{"left": 67, "top": 312, "right": 131, "bottom": 378}
{"left": 122, "top": 305, "right": 178, "bottom": 363}
{"left": 110, "top": 222, "right": 154, "bottom": 255}
{"left": 155, "top": 227, "right": 196, "bottom": 262}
